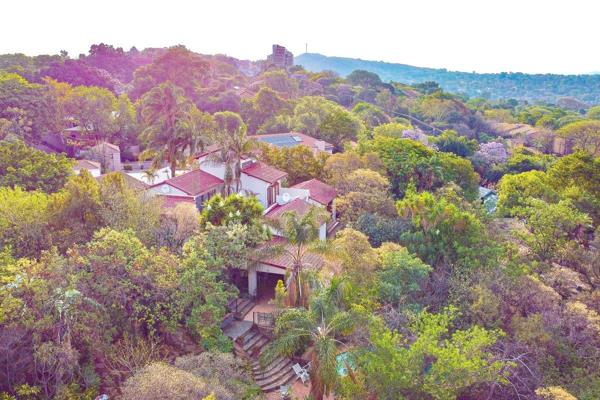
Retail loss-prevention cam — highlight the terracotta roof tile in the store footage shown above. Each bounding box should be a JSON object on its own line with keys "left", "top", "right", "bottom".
{"left": 292, "top": 179, "right": 337, "bottom": 205}
{"left": 152, "top": 169, "right": 223, "bottom": 196}
{"left": 256, "top": 236, "right": 325, "bottom": 270}
{"left": 265, "top": 198, "right": 313, "bottom": 220}
{"left": 242, "top": 160, "right": 287, "bottom": 183}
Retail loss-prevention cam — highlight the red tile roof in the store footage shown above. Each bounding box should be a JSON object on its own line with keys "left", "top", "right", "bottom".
{"left": 74, "top": 159, "right": 101, "bottom": 170}
{"left": 256, "top": 236, "right": 325, "bottom": 270}
{"left": 242, "top": 160, "right": 287, "bottom": 184}
{"left": 159, "top": 195, "right": 196, "bottom": 208}
{"left": 292, "top": 179, "right": 337, "bottom": 205}
{"left": 152, "top": 169, "right": 223, "bottom": 196}
{"left": 265, "top": 198, "right": 313, "bottom": 220}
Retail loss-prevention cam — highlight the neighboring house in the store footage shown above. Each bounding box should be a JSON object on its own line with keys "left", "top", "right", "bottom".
{"left": 147, "top": 168, "right": 224, "bottom": 210}
{"left": 247, "top": 236, "right": 325, "bottom": 298}
{"left": 291, "top": 178, "right": 337, "bottom": 217}
{"left": 87, "top": 141, "right": 122, "bottom": 171}
{"left": 95, "top": 171, "right": 149, "bottom": 191}
{"left": 264, "top": 197, "right": 329, "bottom": 241}
{"left": 252, "top": 132, "right": 334, "bottom": 154}
{"left": 127, "top": 167, "right": 173, "bottom": 185}
{"left": 196, "top": 147, "right": 288, "bottom": 209}
{"left": 73, "top": 159, "right": 101, "bottom": 177}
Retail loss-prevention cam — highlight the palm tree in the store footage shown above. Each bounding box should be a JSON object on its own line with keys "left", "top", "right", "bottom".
{"left": 139, "top": 82, "right": 192, "bottom": 178}
{"left": 141, "top": 168, "right": 158, "bottom": 185}
{"left": 266, "top": 206, "right": 329, "bottom": 307}
{"left": 261, "top": 293, "right": 359, "bottom": 400}
{"left": 208, "top": 112, "right": 254, "bottom": 194}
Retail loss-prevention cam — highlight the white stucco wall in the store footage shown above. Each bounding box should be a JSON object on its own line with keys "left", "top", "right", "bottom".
{"left": 198, "top": 158, "right": 226, "bottom": 180}
{"left": 240, "top": 174, "right": 270, "bottom": 207}
{"left": 319, "top": 223, "right": 327, "bottom": 241}
{"left": 146, "top": 183, "right": 188, "bottom": 197}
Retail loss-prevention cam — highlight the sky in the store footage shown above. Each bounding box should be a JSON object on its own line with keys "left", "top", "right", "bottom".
{"left": 2, "top": 0, "right": 599, "bottom": 74}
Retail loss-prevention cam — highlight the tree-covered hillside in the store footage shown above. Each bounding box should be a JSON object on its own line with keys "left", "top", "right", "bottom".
{"left": 295, "top": 53, "right": 600, "bottom": 103}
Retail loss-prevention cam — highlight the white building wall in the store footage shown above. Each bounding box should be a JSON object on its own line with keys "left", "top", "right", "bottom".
{"left": 198, "top": 158, "right": 226, "bottom": 181}
{"left": 146, "top": 183, "right": 188, "bottom": 197}
{"left": 240, "top": 174, "right": 270, "bottom": 207}
{"left": 279, "top": 188, "right": 309, "bottom": 202}
{"left": 319, "top": 223, "right": 327, "bottom": 241}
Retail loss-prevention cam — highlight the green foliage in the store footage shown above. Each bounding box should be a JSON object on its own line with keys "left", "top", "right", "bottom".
{"left": 200, "top": 193, "right": 263, "bottom": 227}
{"left": 347, "top": 70, "right": 382, "bottom": 87}
{"left": 518, "top": 199, "right": 591, "bottom": 262}
{"left": 130, "top": 46, "right": 209, "bottom": 100}
{"left": 506, "top": 147, "right": 555, "bottom": 174}
{"left": 432, "top": 130, "right": 477, "bottom": 157}
{"left": 351, "top": 102, "right": 389, "bottom": 129}
{"left": 291, "top": 96, "right": 364, "bottom": 149}
{"left": 0, "top": 140, "right": 73, "bottom": 193}
{"left": 0, "top": 186, "right": 51, "bottom": 258}
{"left": 355, "top": 212, "right": 410, "bottom": 247}
{"left": 372, "top": 121, "right": 411, "bottom": 139}
{"left": 497, "top": 170, "right": 558, "bottom": 216}
{"left": 263, "top": 293, "right": 364, "bottom": 399}
{"left": 139, "top": 82, "right": 201, "bottom": 177}
{"left": 353, "top": 309, "right": 509, "bottom": 400}
{"left": 179, "top": 235, "right": 238, "bottom": 350}
{"left": 255, "top": 142, "right": 328, "bottom": 185}
{"left": 557, "top": 119, "right": 600, "bottom": 155}
{"left": 242, "top": 87, "right": 291, "bottom": 134}
{"left": 377, "top": 247, "right": 432, "bottom": 310}
{"left": 373, "top": 136, "right": 479, "bottom": 199}
{"left": 397, "top": 189, "right": 493, "bottom": 272}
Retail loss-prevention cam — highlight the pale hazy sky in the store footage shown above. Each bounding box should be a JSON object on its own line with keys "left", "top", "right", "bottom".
{"left": 2, "top": 0, "right": 599, "bottom": 74}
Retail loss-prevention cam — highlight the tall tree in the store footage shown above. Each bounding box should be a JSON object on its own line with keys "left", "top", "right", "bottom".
{"left": 262, "top": 294, "right": 361, "bottom": 400}
{"left": 208, "top": 112, "right": 253, "bottom": 194}
{"left": 267, "top": 207, "right": 329, "bottom": 307}
{"left": 139, "top": 82, "right": 193, "bottom": 177}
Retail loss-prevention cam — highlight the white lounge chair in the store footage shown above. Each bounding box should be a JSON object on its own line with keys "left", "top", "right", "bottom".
{"left": 292, "top": 363, "right": 310, "bottom": 384}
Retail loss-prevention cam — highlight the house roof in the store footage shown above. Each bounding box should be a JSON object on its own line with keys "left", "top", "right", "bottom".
{"left": 251, "top": 132, "right": 333, "bottom": 153}
{"left": 96, "top": 171, "right": 149, "bottom": 191}
{"left": 264, "top": 198, "right": 329, "bottom": 225}
{"left": 91, "top": 141, "right": 120, "bottom": 153}
{"left": 256, "top": 236, "right": 325, "bottom": 270}
{"left": 74, "top": 159, "right": 101, "bottom": 170}
{"left": 292, "top": 179, "right": 337, "bottom": 205}
{"left": 152, "top": 168, "right": 223, "bottom": 196}
{"left": 159, "top": 195, "right": 197, "bottom": 208}
{"left": 242, "top": 160, "right": 287, "bottom": 184}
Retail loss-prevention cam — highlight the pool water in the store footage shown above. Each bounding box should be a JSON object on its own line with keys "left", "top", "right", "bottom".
{"left": 336, "top": 352, "right": 355, "bottom": 376}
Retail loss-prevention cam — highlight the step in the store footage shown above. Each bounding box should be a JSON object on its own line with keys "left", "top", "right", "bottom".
{"left": 240, "top": 329, "right": 258, "bottom": 344}
{"left": 252, "top": 355, "right": 283, "bottom": 371}
{"left": 261, "top": 369, "right": 297, "bottom": 392}
{"left": 246, "top": 336, "right": 270, "bottom": 358}
{"left": 243, "top": 332, "right": 264, "bottom": 352}
{"left": 255, "top": 361, "right": 295, "bottom": 389}
{"left": 238, "top": 301, "right": 255, "bottom": 318}
{"left": 253, "top": 357, "right": 293, "bottom": 381}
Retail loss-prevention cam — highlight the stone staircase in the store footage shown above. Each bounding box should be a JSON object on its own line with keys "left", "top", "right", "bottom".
{"left": 227, "top": 296, "right": 256, "bottom": 320}
{"left": 234, "top": 327, "right": 296, "bottom": 392}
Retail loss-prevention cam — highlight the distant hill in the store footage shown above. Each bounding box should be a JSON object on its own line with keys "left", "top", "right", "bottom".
{"left": 295, "top": 53, "right": 600, "bottom": 104}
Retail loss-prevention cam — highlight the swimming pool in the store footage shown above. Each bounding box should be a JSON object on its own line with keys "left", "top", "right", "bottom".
{"left": 336, "top": 351, "right": 355, "bottom": 376}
